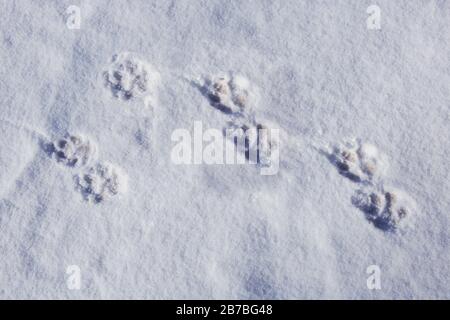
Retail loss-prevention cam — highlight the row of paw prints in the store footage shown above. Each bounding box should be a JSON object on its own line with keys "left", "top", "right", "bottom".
{"left": 44, "top": 52, "right": 280, "bottom": 205}
{"left": 324, "top": 139, "right": 416, "bottom": 232}
{"left": 44, "top": 134, "right": 127, "bottom": 204}
{"left": 43, "top": 52, "right": 151, "bottom": 204}
{"left": 199, "top": 72, "right": 417, "bottom": 232}
{"left": 106, "top": 52, "right": 279, "bottom": 166}
{"left": 44, "top": 51, "right": 416, "bottom": 232}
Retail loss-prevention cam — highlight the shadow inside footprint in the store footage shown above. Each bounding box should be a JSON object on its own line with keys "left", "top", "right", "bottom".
{"left": 191, "top": 80, "right": 235, "bottom": 115}
{"left": 320, "top": 150, "right": 362, "bottom": 183}
{"left": 42, "top": 140, "right": 78, "bottom": 167}
{"left": 41, "top": 141, "right": 56, "bottom": 157}
{"left": 44, "top": 134, "right": 96, "bottom": 168}
{"left": 351, "top": 195, "right": 391, "bottom": 231}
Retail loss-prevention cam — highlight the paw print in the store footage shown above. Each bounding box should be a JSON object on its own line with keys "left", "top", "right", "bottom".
{"left": 324, "top": 139, "right": 415, "bottom": 232}
{"left": 44, "top": 134, "right": 127, "bottom": 204}
{"left": 328, "top": 139, "right": 387, "bottom": 183}
{"left": 103, "top": 52, "right": 159, "bottom": 105}
{"left": 202, "top": 73, "right": 258, "bottom": 115}
{"left": 196, "top": 72, "right": 279, "bottom": 168}
{"left": 75, "top": 162, "right": 127, "bottom": 204}
{"left": 352, "top": 187, "right": 413, "bottom": 231}
{"left": 47, "top": 134, "right": 96, "bottom": 168}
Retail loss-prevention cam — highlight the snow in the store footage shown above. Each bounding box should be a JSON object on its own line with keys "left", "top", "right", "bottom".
{"left": 0, "top": 0, "right": 449, "bottom": 299}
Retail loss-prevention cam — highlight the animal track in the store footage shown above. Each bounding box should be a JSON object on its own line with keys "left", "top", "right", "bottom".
{"left": 44, "top": 134, "right": 127, "bottom": 204}
{"left": 75, "top": 162, "right": 127, "bottom": 204}
{"left": 103, "top": 52, "right": 160, "bottom": 105}
{"left": 204, "top": 73, "right": 256, "bottom": 114}
{"left": 324, "top": 139, "right": 415, "bottom": 232}
{"left": 46, "top": 134, "right": 96, "bottom": 168}
{"left": 352, "top": 187, "right": 413, "bottom": 231}
{"left": 327, "top": 139, "right": 387, "bottom": 183}
{"left": 197, "top": 72, "right": 278, "bottom": 167}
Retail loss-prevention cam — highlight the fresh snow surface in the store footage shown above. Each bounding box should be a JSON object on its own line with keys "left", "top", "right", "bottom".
{"left": 0, "top": 0, "right": 449, "bottom": 299}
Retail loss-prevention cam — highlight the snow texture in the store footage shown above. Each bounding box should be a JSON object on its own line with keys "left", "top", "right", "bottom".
{"left": 0, "top": 0, "right": 449, "bottom": 299}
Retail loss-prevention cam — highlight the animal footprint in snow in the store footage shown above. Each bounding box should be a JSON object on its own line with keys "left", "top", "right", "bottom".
{"left": 225, "top": 118, "right": 280, "bottom": 167}
{"left": 197, "top": 72, "right": 279, "bottom": 167}
{"left": 324, "top": 139, "right": 417, "bottom": 232}
{"left": 352, "top": 187, "right": 414, "bottom": 231}
{"left": 327, "top": 139, "right": 388, "bottom": 183}
{"left": 201, "top": 73, "right": 258, "bottom": 115}
{"left": 47, "top": 134, "right": 96, "bottom": 167}
{"left": 103, "top": 52, "right": 160, "bottom": 105}
{"left": 75, "top": 162, "right": 127, "bottom": 204}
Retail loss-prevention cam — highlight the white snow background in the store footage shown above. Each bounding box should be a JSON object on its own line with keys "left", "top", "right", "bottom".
{"left": 0, "top": 0, "right": 449, "bottom": 299}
